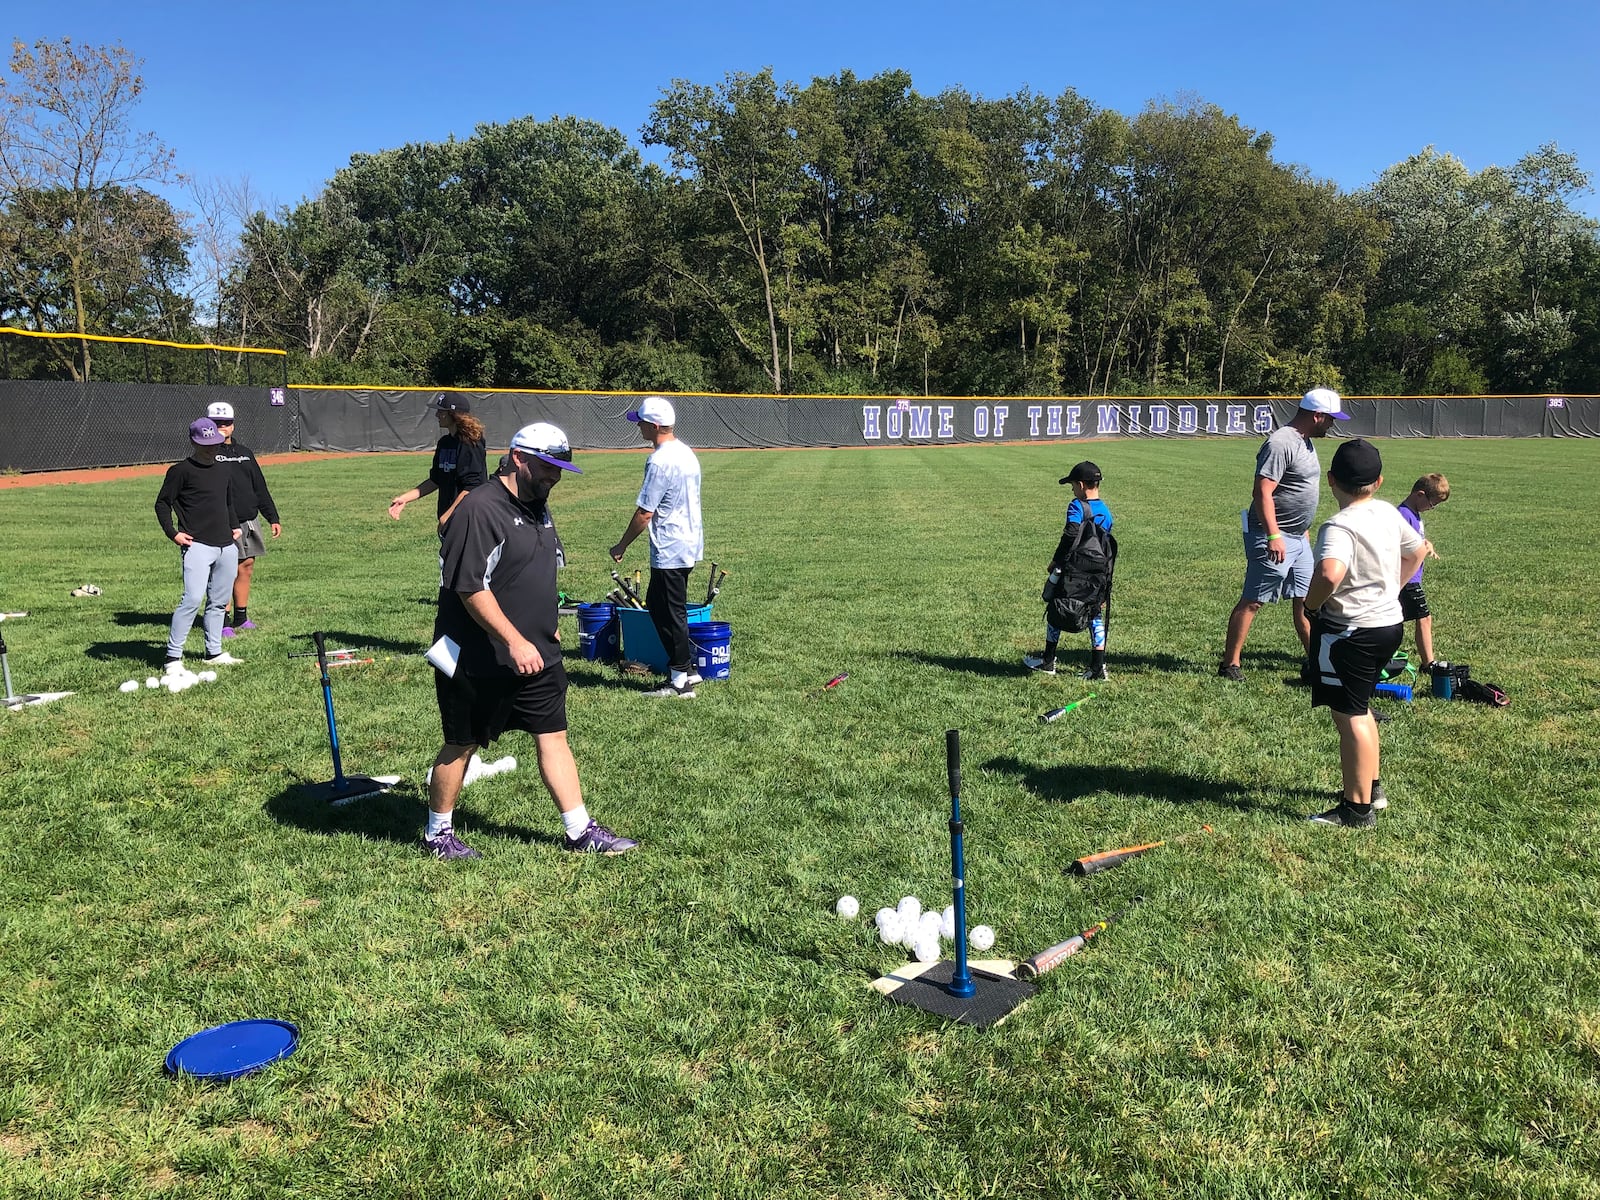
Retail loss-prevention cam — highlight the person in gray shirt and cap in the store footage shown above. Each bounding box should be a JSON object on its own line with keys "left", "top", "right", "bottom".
{"left": 1218, "top": 388, "right": 1349, "bottom": 681}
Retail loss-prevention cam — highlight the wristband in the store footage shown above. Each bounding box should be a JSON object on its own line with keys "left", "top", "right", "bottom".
{"left": 1267, "top": 533, "right": 1283, "bottom": 541}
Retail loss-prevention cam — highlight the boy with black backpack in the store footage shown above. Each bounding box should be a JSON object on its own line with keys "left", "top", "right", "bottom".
{"left": 1024, "top": 461, "right": 1117, "bottom": 680}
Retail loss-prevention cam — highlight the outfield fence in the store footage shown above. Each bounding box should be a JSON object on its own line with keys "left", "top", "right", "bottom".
{"left": 2, "top": 382, "right": 1596, "bottom": 473}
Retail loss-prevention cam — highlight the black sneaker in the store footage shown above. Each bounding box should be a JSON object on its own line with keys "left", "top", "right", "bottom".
{"left": 1217, "top": 663, "right": 1244, "bottom": 682}
{"left": 1081, "top": 664, "right": 1109, "bottom": 681}
{"left": 1022, "top": 653, "right": 1057, "bottom": 676}
{"left": 1309, "top": 801, "right": 1376, "bottom": 828}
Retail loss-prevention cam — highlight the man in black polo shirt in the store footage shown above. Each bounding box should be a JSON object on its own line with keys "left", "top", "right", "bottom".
{"left": 424, "top": 422, "right": 638, "bottom": 860}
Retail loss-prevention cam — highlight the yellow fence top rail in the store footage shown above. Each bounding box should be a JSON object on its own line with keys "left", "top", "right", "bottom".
{"left": 0, "top": 326, "right": 287, "bottom": 357}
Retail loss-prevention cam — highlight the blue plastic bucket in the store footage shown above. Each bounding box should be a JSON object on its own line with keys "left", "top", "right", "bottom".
{"left": 576, "top": 603, "right": 620, "bottom": 662}
{"left": 689, "top": 621, "right": 732, "bottom": 680}
{"left": 618, "top": 603, "right": 712, "bottom": 671}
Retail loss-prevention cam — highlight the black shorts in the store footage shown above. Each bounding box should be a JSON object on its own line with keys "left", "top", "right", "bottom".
{"left": 1399, "top": 581, "right": 1430, "bottom": 621}
{"left": 1308, "top": 617, "right": 1404, "bottom": 716}
{"left": 436, "top": 660, "right": 568, "bottom": 747}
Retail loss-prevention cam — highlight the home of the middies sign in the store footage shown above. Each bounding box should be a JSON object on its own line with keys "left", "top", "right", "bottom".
{"left": 860, "top": 400, "right": 1281, "bottom": 441}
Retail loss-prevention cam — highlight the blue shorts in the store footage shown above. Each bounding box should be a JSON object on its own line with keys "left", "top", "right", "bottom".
{"left": 1240, "top": 529, "right": 1312, "bottom": 604}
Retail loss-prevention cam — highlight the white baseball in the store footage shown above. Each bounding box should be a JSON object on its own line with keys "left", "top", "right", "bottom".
{"left": 897, "top": 896, "right": 922, "bottom": 922}
{"left": 940, "top": 905, "right": 956, "bottom": 940}
{"left": 119, "top": 680, "right": 139, "bottom": 693}
{"left": 969, "top": 924, "right": 995, "bottom": 952}
{"left": 835, "top": 895, "right": 860, "bottom": 920}
{"left": 913, "top": 937, "right": 941, "bottom": 963}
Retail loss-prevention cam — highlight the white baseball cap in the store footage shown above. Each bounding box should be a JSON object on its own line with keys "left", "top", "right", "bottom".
{"left": 1299, "top": 387, "right": 1350, "bottom": 419}
{"left": 508, "top": 422, "right": 581, "bottom": 472}
{"left": 207, "top": 401, "right": 235, "bottom": 421}
{"left": 625, "top": 396, "right": 676, "bottom": 427}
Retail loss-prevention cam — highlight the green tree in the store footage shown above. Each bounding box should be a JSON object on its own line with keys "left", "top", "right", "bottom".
{"left": 646, "top": 69, "right": 805, "bottom": 391}
{"left": 0, "top": 38, "right": 187, "bottom": 378}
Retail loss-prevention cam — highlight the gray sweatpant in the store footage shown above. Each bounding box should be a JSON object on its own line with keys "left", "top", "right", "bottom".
{"left": 166, "top": 541, "right": 239, "bottom": 660}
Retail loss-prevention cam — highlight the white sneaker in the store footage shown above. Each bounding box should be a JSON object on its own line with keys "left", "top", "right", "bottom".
{"left": 685, "top": 672, "right": 704, "bottom": 686}
{"left": 642, "top": 681, "right": 695, "bottom": 699}
{"left": 204, "top": 652, "right": 244, "bottom": 666}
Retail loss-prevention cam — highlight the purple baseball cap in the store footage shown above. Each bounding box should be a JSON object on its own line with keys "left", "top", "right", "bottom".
{"left": 189, "top": 418, "right": 226, "bottom": 446}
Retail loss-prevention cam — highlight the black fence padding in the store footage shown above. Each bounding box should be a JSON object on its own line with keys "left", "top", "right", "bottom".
{"left": 4, "top": 383, "right": 1597, "bottom": 472}
{"left": 295, "top": 390, "right": 1600, "bottom": 453}
{"left": 0, "top": 382, "right": 293, "bottom": 472}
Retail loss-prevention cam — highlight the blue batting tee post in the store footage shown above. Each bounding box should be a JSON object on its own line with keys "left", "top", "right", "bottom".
{"left": 312, "top": 631, "right": 348, "bottom": 788}
{"left": 946, "top": 729, "right": 975, "bottom": 999}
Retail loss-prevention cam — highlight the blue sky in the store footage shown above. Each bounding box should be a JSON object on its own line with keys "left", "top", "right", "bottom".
{"left": 9, "top": 0, "right": 1599, "bottom": 217}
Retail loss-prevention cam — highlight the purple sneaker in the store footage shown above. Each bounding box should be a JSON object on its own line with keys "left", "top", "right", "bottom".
{"left": 221, "top": 626, "right": 236, "bottom": 638}
{"left": 564, "top": 820, "right": 638, "bottom": 855}
{"left": 239, "top": 620, "right": 257, "bottom": 630}
{"left": 422, "top": 827, "right": 481, "bottom": 860}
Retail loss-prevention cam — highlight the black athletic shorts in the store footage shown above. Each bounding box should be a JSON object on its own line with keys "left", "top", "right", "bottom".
{"left": 1308, "top": 616, "right": 1404, "bottom": 716}
{"left": 1398, "top": 581, "right": 1430, "bottom": 621}
{"left": 436, "top": 660, "right": 568, "bottom": 746}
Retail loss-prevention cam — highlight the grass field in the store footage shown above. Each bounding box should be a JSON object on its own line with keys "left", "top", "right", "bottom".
{"left": 2, "top": 438, "right": 1598, "bottom": 1199}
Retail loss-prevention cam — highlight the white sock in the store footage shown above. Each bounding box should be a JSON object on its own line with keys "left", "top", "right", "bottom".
{"left": 562, "top": 805, "right": 590, "bottom": 839}
{"left": 670, "top": 669, "right": 689, "bottom": 688}
{"left": 426, "top": 809, "right": 452, "bottom": 837}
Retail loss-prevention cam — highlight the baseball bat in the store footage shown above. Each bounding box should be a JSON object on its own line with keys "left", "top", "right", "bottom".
{"left": 705, "top": 562, "right": 720, "bottom": 605}
{"left": 1040, "top": 693, "right": 1096, "bottom": 723}
{"left": 707, "top": 568, "right": 729, "bottom": 603}
{"left": 633, "top": 568, "right": 642, "bottom": 596}
{"left": 0, "top": 613, "right": 28, "bottom": 621}
{"left": 1017, "top": 895, "right": 1145, "bottom": 979}
{"left": 1069, "top": 824, "right": 1212, "bottom": 877}
{"left": 808, "top": 671, "right": 848, "bottom": 697}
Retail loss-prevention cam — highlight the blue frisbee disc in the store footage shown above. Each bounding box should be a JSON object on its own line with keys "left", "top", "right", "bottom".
{"left": 165, "top": 1019, "right": 299, "bottom": 1081}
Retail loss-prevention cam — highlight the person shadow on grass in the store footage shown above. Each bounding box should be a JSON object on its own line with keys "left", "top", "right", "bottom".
{"left": 264, "top": 779, "right": 559, "bottom": 847}
{"left": 981, "top": 755, "right": 1301, "bottom": 816}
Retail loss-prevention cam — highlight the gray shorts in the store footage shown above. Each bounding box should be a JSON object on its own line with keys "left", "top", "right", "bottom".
{"left": 1240, "top": 528, "right": 1312, "bottom": 603}
{"left": 235, "top": 518, "right": 268, "bottom": 560}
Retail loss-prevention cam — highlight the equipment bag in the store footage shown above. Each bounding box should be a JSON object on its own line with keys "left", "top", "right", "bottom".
{"left": 1044, "top": 513, "right": 1118, "bottom": 634}
{"left": 1458, "top": 677, "right": 1510, "bottom": 707}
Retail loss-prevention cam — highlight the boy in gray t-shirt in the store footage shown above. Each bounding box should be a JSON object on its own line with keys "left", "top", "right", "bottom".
{"left": 1303, "top": 438, "right": 1426, "bottom": 829}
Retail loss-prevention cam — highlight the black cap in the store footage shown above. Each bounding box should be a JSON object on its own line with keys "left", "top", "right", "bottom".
{"left": 431, "top": 392, "right": 471, "bottom": 414}
{"left": 1330, "top": 438, "right": 1382, "bottom": 488}
{"left": 1059, "top": 461, "right": 1102, "bottom": 486}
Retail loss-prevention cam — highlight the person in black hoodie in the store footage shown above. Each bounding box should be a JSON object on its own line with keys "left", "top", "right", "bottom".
{"left": 206, "top": 401, "right": 282, "bottom": 636}
{"left": 154, "top": 418, "right": 245, "bottom": 677}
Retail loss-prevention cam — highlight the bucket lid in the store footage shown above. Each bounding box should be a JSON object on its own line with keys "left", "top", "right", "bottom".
{"left": 166, "top": 1019, "right": 299, "bottom": 1081}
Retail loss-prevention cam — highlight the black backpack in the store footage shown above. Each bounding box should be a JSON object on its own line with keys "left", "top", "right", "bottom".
{"left": 1043, "top": 512, "right": 1118, "bottom": 633}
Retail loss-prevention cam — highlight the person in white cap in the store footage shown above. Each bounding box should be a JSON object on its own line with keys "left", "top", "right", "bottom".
{"left": 1219, "top": 387, "right": 1350, "bottom": 682}
{"left": 609, "top": 396, "right": 705, "bottom": 698}
{"left": 423, "top": 422, "right": 637, "bottom": 860}
{"left": 205, "top": 401, "right": 282, "bottom": 637}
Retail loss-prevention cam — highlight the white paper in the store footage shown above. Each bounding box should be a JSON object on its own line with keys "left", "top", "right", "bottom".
{"left": 426, "top": 635, "right": 460, "bottom": 678}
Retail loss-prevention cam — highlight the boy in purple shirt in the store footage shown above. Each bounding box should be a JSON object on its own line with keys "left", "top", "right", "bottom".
{"left": 1397, "top": 474, "right": 1449, "bottom": 668}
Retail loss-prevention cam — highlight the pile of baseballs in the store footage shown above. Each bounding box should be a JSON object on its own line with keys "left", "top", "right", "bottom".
{"left": 121, "top": 669, "right": 218, "bottom": 695}
{"left": 834, "top": 893, "right": 997, "bottom": 961}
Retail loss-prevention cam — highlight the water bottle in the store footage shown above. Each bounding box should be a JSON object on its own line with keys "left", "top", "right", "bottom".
{"left": 1042, "top": 566, "right": 1062, "bottom": 601}
{"left": 1374, "top": 681, "right": 1412, "bottom": 702}
{"left": 1430, "top": 661, "right": 1454, "bottom": 700}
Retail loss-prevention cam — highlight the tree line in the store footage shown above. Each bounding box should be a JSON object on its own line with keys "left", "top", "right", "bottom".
{"left": 3, "top": 39, "right": 1598, "bottom": 395}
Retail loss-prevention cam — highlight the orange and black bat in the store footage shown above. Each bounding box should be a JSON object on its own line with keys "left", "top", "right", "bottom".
{"left": 1069, "top": 825, "right": 1211, "bottom": 877}
{"left": 1017, "top": 896, "right": 1145, "bottom": 979}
